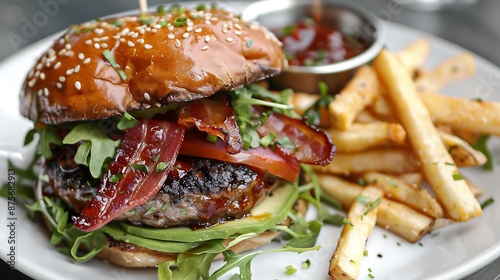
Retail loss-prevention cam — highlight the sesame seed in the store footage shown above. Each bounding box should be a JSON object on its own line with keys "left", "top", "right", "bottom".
{"left": 234, "top": 30, "right": 242, "bottom": 35}
{"left": 137, "top": 38, "right": 144, "bottom": 44}
{"left": 128, "top": 41, "right": 135, "bottom": 47}
{"left": 235, "top": 23, "right": 242, "bottom": 30}
{"left": 131, "top": 32, "right": 139, "bottom": 38}
{"left": 66, "top": 68, "right": 74, "bottom": 75}
{"left": 175, "top": 39, "right": 181, "bottom": 48}
{"left": 59, "top": 76, "right": 66, "bottom": 82}
{"left": 94, "top": 43, "right": 101, "bottom": 49}
{"left": 144, "top": 44, "right": 153, "bottom": 50}
{"left": 127, "top": 31, "right": 135, "bottom": 37}
{"left": 146, "top": 27, "right": 152, "bottom": 32}
{"left": 36, "top": 63, "right": 42, "bottom": 70}
{"left": 93, "top": 37, "right": 101, "bottom": 42}
{"left": 57, "top": 83, "right": 63, "bottom": 89}
{"left": 101, "top": 36, "right": 109, "bottom": 41}
{"left": 75, "top": 81, "right": 82, "bottom": 90}
{"left": 144, "top": 92, "right": 151, "bottom": 101}
{"left": 65, "top": 43, "right": 71, "bottom": 50}
{"left": 187, "top": 26, "right": 193, "bottom": 32}
{"left": 37, "top": 89, "right": 42, "bottom": 96}
{"left": 65, "top": 51, "right": 74, "bottom": 57}
{"left": 223, "top": 23, "right": 229, "bottom": 29}
{"left": 45, "top": 62, "right": 51, "bottom": 68}
{"left": 78, "top": 53, "right": 85, "bottom": 60}
{"left": 43, "top": 87, "right": 49, "bottom": 96}
{"left": 204, "top": 35, "right": 210, "bottom": 43}
{"left": 226, "top": 37, "right": 234, "bottom": 42}
{"left": 58, "top": 48, "right": 67, "bottom": 56}
{"left": 201, "top": 46, "right": 208, "bottom": 51}
{"left": 205, "top": 20, "right": 211, "bottom": 25}
{"left": 195, "top": 28, "right": 202, "bottom": 33}
{"left": 222, "top": 29, "right": 228, "bottom": 34}
{"left": 154, "top": 24, "right": 162, "bottom": 29}
{"left": 28, "top": 69, "right": 34, "bottom": 78}
{"left": 101, "top": 43, "right": 108, "bottom": 48}
{"left": 58, "top": 38, "right": 65, "bottom": 45}
{"left": 40, "top": 73, "right": 45, "bottom": 80}
{"left": 151, "top": 28, "right": 158, "bottom": 33}
{"left": 35, "top": 71, "right": 40, "bottom": 78}
{"left": 95, "top": 28, "right": 104, "bottom": 35}
{"left": 83, "top": 58, "right": 91, "bottom": 64}
{"left": 28, "top": 79, "right": 36, "bottom": 88}
{"left": 74, "top": 65, "right": 81, "bottom": 73}
{"left": 113, "top": 35, "right": 120, "bottom": 40}
{"left": 168, "top": 34, "right": 174, "bottom": 39}
{"left": 183, "top": 32, "right": 189, "bottom": 39}
{"left": 168, "top": 25, "right": 174, "bottom": 31}
{"left": 120, "top": 38, "right": 126, "bottom": 42}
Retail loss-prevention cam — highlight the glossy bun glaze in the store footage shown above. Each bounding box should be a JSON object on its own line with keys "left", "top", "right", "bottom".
{"left": 20, "top": 6, "right": 286, "bottom": 124}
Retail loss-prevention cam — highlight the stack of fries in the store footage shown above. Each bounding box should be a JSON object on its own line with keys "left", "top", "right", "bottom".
{"left": 283, "top": 39, "right": 498, "bottom": 279}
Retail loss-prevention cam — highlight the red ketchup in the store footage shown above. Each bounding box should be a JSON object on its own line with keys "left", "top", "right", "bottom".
{"left": 274, "top": 18, "right": 368, "bottom": 66}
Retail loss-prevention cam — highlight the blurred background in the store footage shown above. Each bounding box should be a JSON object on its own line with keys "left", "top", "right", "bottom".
{"left": 1, "top": 0, "right": 499, "bottom": 279}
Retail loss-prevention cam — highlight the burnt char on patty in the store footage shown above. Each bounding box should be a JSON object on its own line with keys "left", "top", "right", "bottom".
{"left": 42, "top": 148, "right": 279, "bottom": 228}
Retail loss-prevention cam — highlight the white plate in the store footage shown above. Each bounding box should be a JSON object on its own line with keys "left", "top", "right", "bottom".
{"left": 1, "top": 5, "right": 500, "bottom": 280}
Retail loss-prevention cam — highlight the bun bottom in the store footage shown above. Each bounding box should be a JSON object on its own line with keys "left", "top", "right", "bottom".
{"left": 96, "top": 199, "right": 308, "bottom": 268}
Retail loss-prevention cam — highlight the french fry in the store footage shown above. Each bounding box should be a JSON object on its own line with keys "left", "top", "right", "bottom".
{"left": 317, "top": 174, "right": 435, "bottom": 243}
{"left": 396, "top": 38, "right": 431, "bottom": 75}
{"left": 397, "top": 172, "right": 425, "bottom": 187}
{"left": 377, "top": 198, "right": 434, "bottom": 243}
{"left": 374, "top": 49, "right": 482, "bottom": 222}
{"left": 326, "top": 122, "right": 406, "bottom": 152}
{"left": 360, "top": 172, "right": 444, "bottom": 218}
{"left": 354, "top": 109, "right": 386, "bottom": 123}
{"left": 329, "top": 186, "right": 383, "bottom": 280}
{"left": 420, "top": 92, "right": 500, "bottom": 136}
{"left": 313, "top": 148, "right": 421, "bottom": 175}
{"left": 415, "top": 53, "right": 476, "bottom": 93}
{"left": 329, "top": 66, "right": 379, "bottom": 130}
{"left": 439, "top": 130, "right": 487, "bottom": 167}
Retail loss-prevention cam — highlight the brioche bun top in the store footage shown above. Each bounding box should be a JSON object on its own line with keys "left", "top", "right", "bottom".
{"left": 20, "top": 6, "right": 286, "bottom": 124}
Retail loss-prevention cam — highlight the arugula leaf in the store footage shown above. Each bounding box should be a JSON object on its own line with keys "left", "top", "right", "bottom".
{"left": 62, "top": 122, "right": 120, "bottom": 178}
{"left": 39, "top": 125, "right": 62, "bottom": 158}
{"left": 117, "top": 112, "right": 139, "bottom": 130}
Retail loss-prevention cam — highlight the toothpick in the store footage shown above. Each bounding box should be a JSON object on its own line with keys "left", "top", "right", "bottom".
{"left": 138, "top": 0, "right": 148, "bottom": 16}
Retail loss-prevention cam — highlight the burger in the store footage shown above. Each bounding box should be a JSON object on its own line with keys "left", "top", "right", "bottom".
{"left": 20, "top": 4, "right": 335, "bottom": 278}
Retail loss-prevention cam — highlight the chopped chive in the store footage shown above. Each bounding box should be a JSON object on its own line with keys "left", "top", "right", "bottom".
{"left": 174, "top": 17, "right": 188, "bottom": 27}
{"left": 285, "top": 265, "right": 297, "bottom": 275}
{"left": 152, "top": 154, "right": 160, "bottom": 163}
{"left": 206, "top": 134, "right": 218, "bottom": 143}
{"left": 356, "top": 195, "right": 370, "bottom": 205}
{"left": 156, "top": 162, "right": 169, "bottom": 173}
{"left": 480, "top": 197, "right": 494, "bottom": 209}
{"left": 145, "top": 206, "right": 157, "bottom": 216}
{"left": 358, "top": 178, "right": 367, "bottom": 186}
{"left": 196, "top": 4, "right": 206, "bottom": 11}
{"left": 102, "top": 50, "right": 127, "bottom": 81}
{"left": 260, "top": 132, "right": 276, "bottom": 147}
{"left": 386, "top": 179, "right": 398, "bottom": 188}
{"left": 368, "top": 273, "right": 375, "bottom": 279}
{"left": 139, "top": 16, "right": 154, "bottom": 26}
{"left": 383, "top": 234, "right": 387, "bottom": 238}
{"left": 368, "top": 268, "right": 372, "bottom": 272}
{"left": 364, "top": 197, "right": 382, "bottom": 215}
{"left": 342, "top": 217, "right": 354, "bottom": 226}
{"left": 157, "top": 5, "right": 166, "bottom": 15}
{"left": 276, "top": 136, "right": 296, "bottom": 151}
{"left": 161, "top": 204, "right": 168, "bottom": 211}
{"left": 301, "top": 259, "right": 311, "bottom": 269}
{"left": 349, "top": 259, "right": 356, "bottom": 264}
{"left": 112, "top": 20, "right": 123, "bottom": 27}
{"left": 109, "top": 174, "right": 123, "bottom": 183}
{"left": 418, "top": 242, "right": 423, "bottom": 247}
{"left": 444, "top": 162, "right": 456, "bottom": 166}
{"left": 452, "top": 173, "right": 463, "bottom": 181}
{"left": 397, "top": 242, "right": 401, "bottom": 246}
{"left": 130, "top": 163, "right": 149, "bottom": 173}
{"left": 363, "top": 250, "right": 369, "bottom": 257}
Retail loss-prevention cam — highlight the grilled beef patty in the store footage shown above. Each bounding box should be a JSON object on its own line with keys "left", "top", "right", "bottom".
{"left": 42, "top": 147, "right": 279, "bottom": 228}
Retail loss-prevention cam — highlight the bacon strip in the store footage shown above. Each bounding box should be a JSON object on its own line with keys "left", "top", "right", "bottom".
{"left": 178, "top": 94, "right": 242, "bottom": 154}
{"left": 257, "top": 112, "right": 336, "bottom": 166}
{"left": 73, "top": 119, "right": 185, "bottom": 232}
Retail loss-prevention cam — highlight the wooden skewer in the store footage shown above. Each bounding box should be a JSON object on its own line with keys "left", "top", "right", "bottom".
{"left": 138, "top": 0, "right": 148, "bottom": 15}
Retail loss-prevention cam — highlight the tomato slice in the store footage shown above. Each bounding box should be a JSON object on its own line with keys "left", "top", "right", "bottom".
{"left": 74, "top": 119, "right": 185, "bottom": 232}
{"left": 180, "top": 130, "right": 300, "bottom": 182}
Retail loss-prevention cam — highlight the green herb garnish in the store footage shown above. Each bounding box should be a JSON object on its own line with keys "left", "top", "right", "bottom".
{"left": 364, "top": 197, "right": 382, "bottom": 215}
{"left": 102, "top": 50, "right": 127, "bottom": 81}
{"left": 130, "top": 163, "right": 149, "bottom": 173}
{"left": 301, "top": 259, "right": 311, "bottom": 269}
{"left": 109, "top": 174, "right": 123, "bottom": 183}
{"left": 452, "top": 173, "right": 463, "bottom": 181}
{"left": 342, "top": 217, "right": 354, "bottom": 226}
{"left": 480, "top": 197, "right": 494, "bottom": 209}
{"left": 174, "top": 17, "right": 188, "bottom": 27}
{"left": 156, "top": 162, "right": 169, "bottom": 173}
